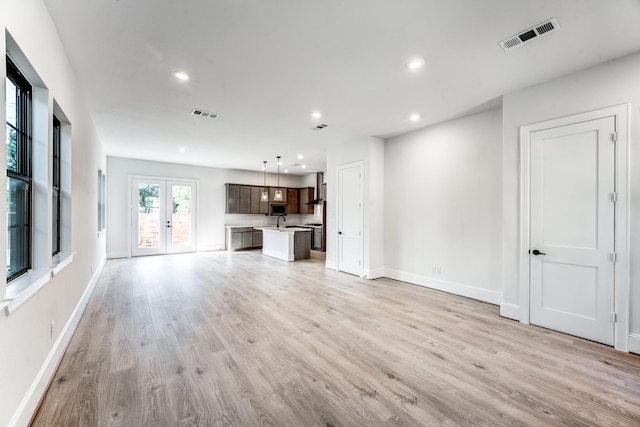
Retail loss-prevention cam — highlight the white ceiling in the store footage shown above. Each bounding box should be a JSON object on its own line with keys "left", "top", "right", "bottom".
{"left": 43, "top": 0, "right": 640, "bottom": 175}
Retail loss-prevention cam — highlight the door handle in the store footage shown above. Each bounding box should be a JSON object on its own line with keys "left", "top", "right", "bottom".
{"left": 166, "top": 221, "right": 171, "bottom": 228}
{"left": 338, "top": 231, "right": 342, "bottom": 235}
{"left": 531, "top": 249, "right": 546, "bottom": 256}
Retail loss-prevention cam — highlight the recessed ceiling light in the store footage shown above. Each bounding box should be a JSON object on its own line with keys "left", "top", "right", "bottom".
{"left": 178, "top": 147, "right": 186, "bottom": 153}
{"left": 311, "top": 111, "right": 322, "bottom": 119}
{"left": 297, "top": 154, "right": 304, "bottom": 160}
{"left": 410, "top": 113, "right": 421, "bottom": 122}
{"left": 405, "top": 58, "right": 425, "bottom": 70}
{"left": 284, "top": 169, "right": 289, "bottom": 173}
{"left": 173, "top": 71, "right": 190, "bottom": 81}
{"left": 301, "top": 165, "right": 306, "bottom": 169}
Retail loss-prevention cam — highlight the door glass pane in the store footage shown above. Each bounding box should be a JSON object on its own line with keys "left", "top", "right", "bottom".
{"left": 171, "top": 185, "right": 191, "bottom": 247}
{"left": 137, "top": 183, "right": 161, "bottom": 248}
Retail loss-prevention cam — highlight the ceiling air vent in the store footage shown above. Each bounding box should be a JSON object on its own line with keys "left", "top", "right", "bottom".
{"left": 312, "top": 123, "right": 328, "bottom": 130}
{"left": 499, "top": 18, "right": 559, "bottom": 51}
{"left": 191, "top": 108, "right": 219, "bottom": 119}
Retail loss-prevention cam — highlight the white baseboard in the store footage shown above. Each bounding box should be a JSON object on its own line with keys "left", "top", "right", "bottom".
{"left": 500, "top": 303, "right": 520, "bottom": 320}
{"left": 384, "top": 269, "right": 502, "bottom": 305}
{"left": 196, "top": 246, "right": 226, "bottom": 252}
{"left": 106, "top": 250, "right": 129, "bottom": 259}
{"left": 628, "top": 334, "right": 640, "bottom": 355}
{"left": 363, "top": 267, "right": 385, "bottom": 279}
{"left": 8, "top": 257, "right": 106, "bottom": 427}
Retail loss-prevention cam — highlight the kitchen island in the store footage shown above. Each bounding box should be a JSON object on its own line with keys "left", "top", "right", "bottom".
{"left": 256, "top": 227, "right": 312, "bottom": 261}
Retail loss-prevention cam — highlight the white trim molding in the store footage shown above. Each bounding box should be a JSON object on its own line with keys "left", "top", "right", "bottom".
{"left": 385, "top": 269, "right": 502, "bottom": 305}
{"left": 500, "top": 303, "right": 520, "bottom": 321}
{"left": 628, "top": 334, "right": 640, "bottom": 355}
{"left": 363, "top": 268, "right": 385, "bottom": 280}
{"left": 518, "top": 104, "right": 630, "bottom": 351}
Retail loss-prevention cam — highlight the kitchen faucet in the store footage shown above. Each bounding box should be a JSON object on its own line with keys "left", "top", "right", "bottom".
{"left": 276, "top": 214, "right": 286, "bottom": 228}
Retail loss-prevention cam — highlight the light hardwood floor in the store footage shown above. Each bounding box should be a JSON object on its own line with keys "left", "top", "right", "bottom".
{"left": 31, "top": 251, "right": 640, "bottom": 426}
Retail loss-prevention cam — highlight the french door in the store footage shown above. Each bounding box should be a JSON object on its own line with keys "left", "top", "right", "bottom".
{"left": 131, "top": 178, "right": 197, "bottom": 256}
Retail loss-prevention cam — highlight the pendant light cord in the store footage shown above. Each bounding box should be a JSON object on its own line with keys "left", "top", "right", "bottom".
{"left": 277, "top": 156, "right": 281, "bottom": 187}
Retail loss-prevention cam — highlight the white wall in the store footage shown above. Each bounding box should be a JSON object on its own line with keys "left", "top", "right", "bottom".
{"left": 0, "top": 0, "right": 106, "bottom": 425}
{"left": 325, "top": 136, "right": 385, "bottom": 277}
{"left": 106, "top": 156, "right": 316, "bottom": 257}
{"left": 384, "top": 109, "right": 503, "bottom": 303}
{"left": 501, "top": 51, "right": 640, "bottom": 351}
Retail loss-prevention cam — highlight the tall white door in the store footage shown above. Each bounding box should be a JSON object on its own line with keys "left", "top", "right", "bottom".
{"left": 337, "top": 163, "right": 363, "bottom": 276}
{"left": 132, "top": 178, "right": 197, "bottom": 257}
{"left": 529, "top": 116, "right": 615, "bottom": 345}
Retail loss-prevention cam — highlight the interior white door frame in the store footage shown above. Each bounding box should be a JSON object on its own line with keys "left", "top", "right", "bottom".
{"left": 127, "top": 175, "right": 199, "bottom": 257}
{"left": 518, "top": 104, "right": 630, "bottom": 351}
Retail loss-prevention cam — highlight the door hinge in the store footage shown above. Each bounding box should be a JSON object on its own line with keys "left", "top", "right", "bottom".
{"left": 611, "top": 132, "right": 617, "bottom": 142}
{"left": 610, "top": 312, "right": 617, "bottom": 323}
{"left": 611, "top": 192, "right": 617, "bottom": 202}
{"left": 611, "top": 252, "right": 617, "bottom": 263}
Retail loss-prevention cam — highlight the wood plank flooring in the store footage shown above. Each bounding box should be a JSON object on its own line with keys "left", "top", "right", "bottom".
{"left": 31, "top": 251, "right": 640, "bottom": 426}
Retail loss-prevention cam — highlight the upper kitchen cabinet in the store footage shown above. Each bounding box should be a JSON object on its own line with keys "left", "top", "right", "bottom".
{"left": 226, "top": 184, "right": 260, "bottom": 214}
{"left": 298, "top": 187, "right": 314, "bottom": 214}
{"left": 287, "top": 188, "right": 299, "bottom": 214}
{"left": 269, "top": 187, "right": 287, "bottom": 203}
{"left": 239, "top": 186, "right": 251, "bottom": 213}
{"left": 250, "top": 186, "right": 269, "bottom": 214}
{"left": 226, "top": 184, "right": 241, "bottom": 213}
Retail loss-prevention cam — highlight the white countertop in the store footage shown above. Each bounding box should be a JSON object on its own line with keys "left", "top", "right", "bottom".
{"left": 256, "top": 226, "right": 312, "bottom": 233}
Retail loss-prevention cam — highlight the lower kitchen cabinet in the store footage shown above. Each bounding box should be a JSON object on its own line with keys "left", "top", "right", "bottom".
{"left": 253, "top": 229, "right": 263, "bottom": 247}
{"left": 226, "top": 227, "right": 263, "bottom": 250}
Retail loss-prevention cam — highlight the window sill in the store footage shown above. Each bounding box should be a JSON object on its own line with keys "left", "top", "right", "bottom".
{"left": 52, "top": 251, "right": 75, "bottom": 276}
{"left": 1, "top": 251, "right": 76, "bottom": 316}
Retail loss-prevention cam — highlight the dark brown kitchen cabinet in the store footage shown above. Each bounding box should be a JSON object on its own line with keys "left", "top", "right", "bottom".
{"left": 229, "top": 183, "right": 329, "bottom": 214}
{"left": 269, "top": 187, "right": 287, "bottom": 203}
{"left": 287, "top": 188, "right": 299, "bottom": 214}
{"left": 239, "top": 186, "right": 251, "bottom": 213}
{"left": 298, "top": 187, "right": 314, "bottom": 214}
{"left": 250, "top": 187, "right": 269, "bottom": 214}
{"left": 226, "top": 184, "right": 241, "bottom": 213}
{"left": 226, "top": 227, "right": 263, "bottom": 250}
{"left": 226, "top": 184, "right": 259, "bottom": 214}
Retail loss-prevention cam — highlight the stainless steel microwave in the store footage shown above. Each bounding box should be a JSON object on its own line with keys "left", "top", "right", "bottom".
{"left": 269, "top": 203, "right": 287, "bottom": 216}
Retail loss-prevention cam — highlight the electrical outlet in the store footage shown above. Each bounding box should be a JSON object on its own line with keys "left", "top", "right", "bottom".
{"left": 50, "top": 321, "right": 55, "bottom": 338}
{"left": 432, "top": 266, "right": 442, "bottom": 274}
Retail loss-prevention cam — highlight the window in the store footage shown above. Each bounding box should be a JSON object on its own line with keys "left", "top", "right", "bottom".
{"left": 98, "top": 169, "right": 105, "bottom": 231}
{"left": 52, "top": 115, "right": 61, "bottom": 255}
{"left": 6, "top": 57, "right": 32, "bottom": 282}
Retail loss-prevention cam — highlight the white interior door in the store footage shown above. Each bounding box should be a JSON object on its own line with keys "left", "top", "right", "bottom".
{"left": 337, "top": 162, "right": 363, "bottom": 276}
{"left": 529, "top": 116, "right": 615, "bottom": 345}
{"left": 132, "top": 178, "right": 197, "bottom": 257}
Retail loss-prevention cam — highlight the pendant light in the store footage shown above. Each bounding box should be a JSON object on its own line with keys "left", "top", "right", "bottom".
{"left": 274, "top": 155, "right": 283, "bottom": 201}
{"left": 261, "top": 161, "right": 269, "bottom": 201}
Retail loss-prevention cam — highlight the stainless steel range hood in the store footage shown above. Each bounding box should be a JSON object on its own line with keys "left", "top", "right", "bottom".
{"left": 306, "top": 172, "right": 325, "bottom": 205}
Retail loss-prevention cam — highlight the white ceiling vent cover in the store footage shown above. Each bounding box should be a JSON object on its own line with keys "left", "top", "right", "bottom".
{"left": 191, "top": 108, "right": 219, "bottom": 119}
{"left": 499, "top": 18, "right": 559, "bottom": 51}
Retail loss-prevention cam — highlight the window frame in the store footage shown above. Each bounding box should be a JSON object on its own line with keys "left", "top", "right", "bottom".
{"left": 6, "top": 56, "right": 33, "bottom": 282}
{"left": 52, "top": 115, "right": 61, "bottom": 255}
